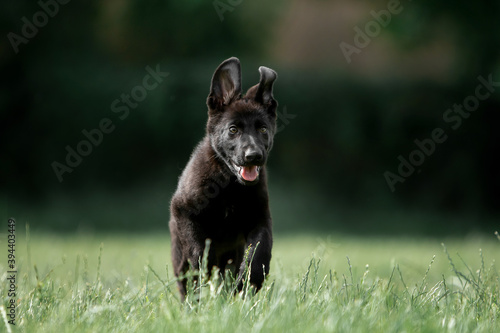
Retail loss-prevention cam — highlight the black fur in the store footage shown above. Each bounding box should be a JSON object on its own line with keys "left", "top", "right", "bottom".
{"left": 169, "top": 57, "right": 278, "bottom": 300}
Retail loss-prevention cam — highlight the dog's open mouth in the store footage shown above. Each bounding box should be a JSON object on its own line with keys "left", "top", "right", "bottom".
{"left": 233, "top": 164, "right": 261, "bottom": 182}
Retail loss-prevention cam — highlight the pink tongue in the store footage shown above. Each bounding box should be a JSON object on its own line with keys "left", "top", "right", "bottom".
{"left": 240, "top": 166, "right": 258, "bottom": 181}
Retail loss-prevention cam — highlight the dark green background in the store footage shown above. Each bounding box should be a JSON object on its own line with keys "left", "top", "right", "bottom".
{"left": 1, "top": 0, "right": 499, "bottom": 235}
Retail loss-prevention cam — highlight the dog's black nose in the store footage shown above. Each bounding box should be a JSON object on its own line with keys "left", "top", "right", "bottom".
{"left": 244, "top": 150, "right": 263, "bottom": 164}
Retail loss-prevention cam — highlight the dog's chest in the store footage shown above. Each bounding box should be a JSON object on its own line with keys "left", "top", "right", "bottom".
{"left": 215, "top": 191, "right": 253, "bottom": 224}
{"left": 224, "top": 203, "right": 236, "bottom": 219}
{"left": 201, "top": 182, "right": 261, "bottom": 234}
{"left": 218, "top": 184, "right": 252, "bottom": 216}
{"left": 219, "top": 198, "right": 241, "bottom": 223}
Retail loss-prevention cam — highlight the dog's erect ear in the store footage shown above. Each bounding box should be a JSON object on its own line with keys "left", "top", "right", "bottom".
{"left": 255, "top": 66, "right": 277, "bottom": 106}
{"left": 207, "top": 57, "right": 241, "bottom": 111}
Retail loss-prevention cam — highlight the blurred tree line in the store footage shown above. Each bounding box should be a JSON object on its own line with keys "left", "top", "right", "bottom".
{"left": 1, "top": 0, "right": 499, "bottom": 233}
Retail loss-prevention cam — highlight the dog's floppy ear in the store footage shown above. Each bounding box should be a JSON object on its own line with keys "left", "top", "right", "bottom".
{"left": 255, "top": 66, "right": 277, "bottom": 106}
{"left": 207, "top": 57, "right": 241, "bottom": 111}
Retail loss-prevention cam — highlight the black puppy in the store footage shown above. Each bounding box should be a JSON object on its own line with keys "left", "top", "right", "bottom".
{"left": 169, "top": 57, "right": 278, "bottom": 300}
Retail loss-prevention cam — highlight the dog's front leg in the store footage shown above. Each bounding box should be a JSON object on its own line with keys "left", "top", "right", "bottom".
{"left": 170, "top": 216, "right": 211, "bottom": 300}
{"left": 238, "top": 225, "right": 272, "bottom": 292}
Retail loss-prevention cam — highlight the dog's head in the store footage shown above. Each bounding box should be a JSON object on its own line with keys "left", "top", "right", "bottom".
{"left": 206, "top": 57, "right": 278, "bottom": 185}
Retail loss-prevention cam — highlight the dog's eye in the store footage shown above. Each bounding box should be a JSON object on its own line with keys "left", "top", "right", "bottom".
{"left": 229, "top": 126, "right": 238, "bottom": 134}
{"left": 259, "top": 127, "right": 268, "bottom": 134}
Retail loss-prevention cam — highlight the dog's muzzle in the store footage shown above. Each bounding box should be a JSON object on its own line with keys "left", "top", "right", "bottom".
{"left": 231, "top": 162, "right": 262, "bottom": 184}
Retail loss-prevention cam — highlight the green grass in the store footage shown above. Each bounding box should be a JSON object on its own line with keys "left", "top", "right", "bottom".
{"left": 1, "top": 231, "right": 499, "bottom": 332}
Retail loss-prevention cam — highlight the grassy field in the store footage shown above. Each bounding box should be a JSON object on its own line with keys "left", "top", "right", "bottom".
{"left": 1, "top": 230, "right": 499, "bottom": 332}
